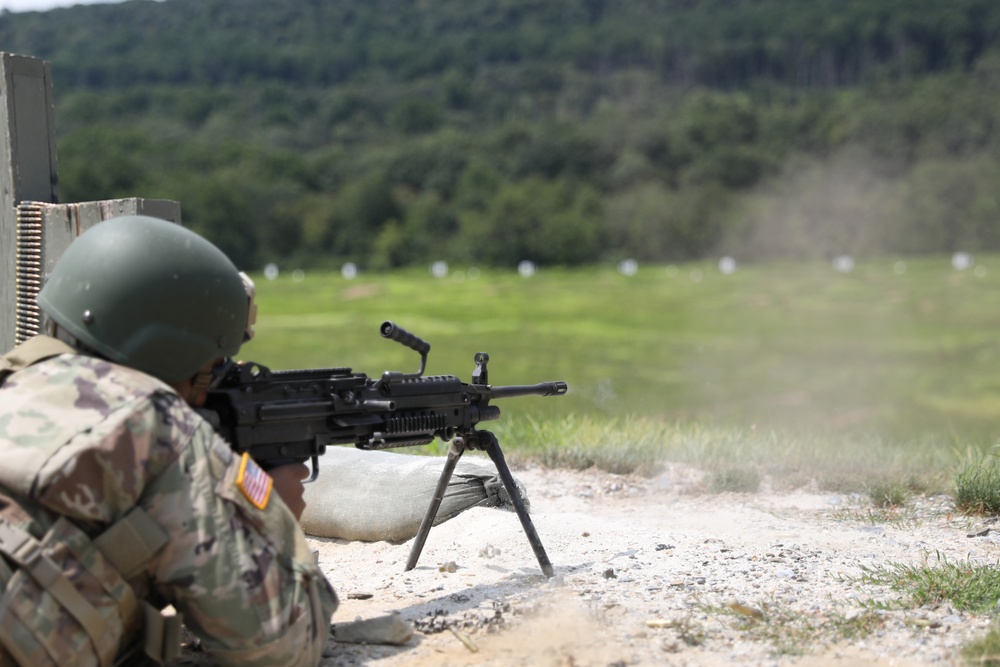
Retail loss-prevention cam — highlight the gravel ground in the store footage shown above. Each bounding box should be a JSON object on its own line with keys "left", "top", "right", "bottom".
{"left": 173, "top": 461, "right": 1000, "bottom": 666}
{"left": 313, "top": 462, "right": 999, "bottom": 667}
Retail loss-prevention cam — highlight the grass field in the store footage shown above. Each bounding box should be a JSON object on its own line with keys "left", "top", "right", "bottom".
{"left": 240, "top": 255, "right": 1000, "bottom": 493}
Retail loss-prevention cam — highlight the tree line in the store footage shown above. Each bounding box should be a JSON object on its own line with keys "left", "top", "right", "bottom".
{"left": 1, "top": 0, "right": 999, "bottom": 269}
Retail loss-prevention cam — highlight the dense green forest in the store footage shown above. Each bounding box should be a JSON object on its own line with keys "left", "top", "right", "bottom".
{"left": 3, "top": 0, "right": 1000, "bottom": 270}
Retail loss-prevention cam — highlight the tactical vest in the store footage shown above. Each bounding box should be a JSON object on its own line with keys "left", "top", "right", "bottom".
{"left": 0, "top": 336, "right": 182, "bottom": 667}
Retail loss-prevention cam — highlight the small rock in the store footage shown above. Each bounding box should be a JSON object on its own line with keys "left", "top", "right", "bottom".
{"left": 346, "top": 592, "right": 373, "bottom": 600}
{"left": 332, "top": 614, "right": 414, "bottom": 645}
{"left": 479, "top": 544, "right": 501, "bottom": 558}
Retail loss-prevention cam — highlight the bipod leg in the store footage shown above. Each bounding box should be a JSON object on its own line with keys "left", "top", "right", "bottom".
{"left": 405, "top": 439, "right": 465, "bottom": 571}
{"left": 483, "top": 433, "right": 555, "bottom": 578}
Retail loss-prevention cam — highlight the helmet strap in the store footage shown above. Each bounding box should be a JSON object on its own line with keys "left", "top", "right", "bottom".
{"left": 186, "top": 357, "right": 232, "bottom": 403}
{"left": 188, "top": 360, "right": 216, "bottom": 402}
{"left": 45, "top": 319, "right": 103, "bottom": 359}
{"left": 239, "top": 272, "right": 257, "bottom": 342}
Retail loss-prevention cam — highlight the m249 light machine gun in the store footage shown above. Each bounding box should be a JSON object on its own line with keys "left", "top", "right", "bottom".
{"left": 199, "top": 321, "right": 568, "bottom": 577}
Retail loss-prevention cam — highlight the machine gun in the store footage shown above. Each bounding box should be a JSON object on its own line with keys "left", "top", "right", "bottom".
{"left": 198, "top": 321, "right": 568, "bottom": 576}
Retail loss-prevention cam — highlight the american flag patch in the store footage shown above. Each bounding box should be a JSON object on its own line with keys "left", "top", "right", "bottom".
{"left": 236, "top": 453, "right": 273, "bottom": 510}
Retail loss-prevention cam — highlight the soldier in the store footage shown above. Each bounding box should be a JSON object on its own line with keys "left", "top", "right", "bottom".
{"left": 0, "top": 215, "right": 338, "bottom": 667}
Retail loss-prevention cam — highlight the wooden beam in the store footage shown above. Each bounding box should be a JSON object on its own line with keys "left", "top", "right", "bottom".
{"left": 1, "top": 53, "right": 183, "bottom": 352}
{"left": 13, "top": 199, "right": 182, "bottom": 346}
{"left": 0, "top": 53, "right": 58, "bottom": 352}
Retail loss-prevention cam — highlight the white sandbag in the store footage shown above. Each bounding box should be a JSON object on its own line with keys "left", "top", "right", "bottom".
{"left": 300, "top": 447, "right": 529, "bottom": 542}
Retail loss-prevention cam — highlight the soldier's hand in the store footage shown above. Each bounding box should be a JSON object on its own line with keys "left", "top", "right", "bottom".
{"left": 269, "top": 463, "right": 310, "bottom": 520}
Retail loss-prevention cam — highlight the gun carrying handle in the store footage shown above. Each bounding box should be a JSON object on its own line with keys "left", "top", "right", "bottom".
{"left": 380, "top": 321, "right": 430, "bottom": 356}
{"left": 379, "top": 321, "right": 429, "bottom": 381}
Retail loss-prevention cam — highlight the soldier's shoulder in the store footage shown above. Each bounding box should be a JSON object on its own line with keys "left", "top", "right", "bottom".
{"left": 0, "top": 354, "right": 209, "bottom": 519}
{"left": 53, "top": 353, "right": 170, "bottom": 391}
{"left": 0, "top": 352, "right": 202, "bottom": 465}
{"left": 9, "top": 353, "right": 181, "bottom": 409}
{"left": 5, "top": 351, "right": 163, "bottom": 388}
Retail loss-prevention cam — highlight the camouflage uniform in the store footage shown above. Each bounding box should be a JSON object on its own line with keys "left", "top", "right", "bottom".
{"left": 0, "top": 344, "right": 338, "bottom": 667}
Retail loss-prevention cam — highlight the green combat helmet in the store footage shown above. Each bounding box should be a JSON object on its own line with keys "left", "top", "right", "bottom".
{"left": 37, "top": 215, "right": 256, "bottom": 383}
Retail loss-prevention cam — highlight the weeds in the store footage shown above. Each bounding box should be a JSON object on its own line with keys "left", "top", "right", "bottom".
{"left": 709, "top": 466, "right": 761, "bottom": 493}
{"left": 963, "top": 627, "right": 1000, "bottom": 666}
{"left": 955, "top": 446, "right": 1000, "bottom": 514}
{"left": 850, "top": 552, "right": 1000, "bottom": 614}
{"left": 856, "top": 553, "right": 1000, "bottom": 667}
{"left": 704, "top": 598, "right": 885, "bottom": 656}
{"left": 828, "top": 505, "right": 922, "bottom": 529}
{"left": 473, "top": 414, "right": 955, "bottom": 497}
{"left": 868, "top": 480, "right": 910, "bottom": 507}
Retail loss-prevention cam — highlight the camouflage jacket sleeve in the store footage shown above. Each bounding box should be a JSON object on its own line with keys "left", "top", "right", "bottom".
{"left": 0, "top": 354, "right": 336, "bottom": 666}
{"left": 142, "top": 418, "right": 338, "bottom": 667}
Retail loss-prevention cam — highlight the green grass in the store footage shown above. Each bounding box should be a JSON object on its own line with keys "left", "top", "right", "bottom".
{"left": 237, "top": 256, "right": 1000, "bottom": 491}
{"left": 495, "top": 416, "right": 955, "bottom": 493}
{"left": 838, "top": 552, "right": 1000, "bottom": 664}
{"left": 243, "top": 256, "right": 1000, "bottom": 444}
{"left": 706, "top": 599, "right": 886, "bottom": 657}
{"left": 955, "top": 446, "right": 1000, "bottom": 514}
{"left": 851, "top": 552, "right": 1000, "bottom": 614}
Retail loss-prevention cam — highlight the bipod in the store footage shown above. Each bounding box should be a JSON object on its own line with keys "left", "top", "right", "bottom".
{"left": 405, "top": 429, "right": 555, "bottom": 578}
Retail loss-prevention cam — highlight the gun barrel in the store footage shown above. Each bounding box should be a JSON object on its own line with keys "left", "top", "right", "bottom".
{"left": 491, "top": 381, "right": 568, "bottom": 399}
